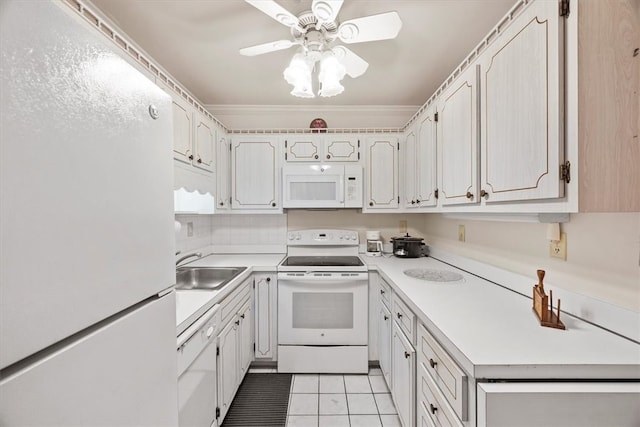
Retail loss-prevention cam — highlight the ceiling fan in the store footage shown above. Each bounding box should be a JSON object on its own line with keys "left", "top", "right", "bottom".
{"left": 239, "top": 0, "right": 402, "bottom": 98}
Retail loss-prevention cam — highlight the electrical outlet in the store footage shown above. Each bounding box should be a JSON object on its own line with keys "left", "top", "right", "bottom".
{"left": 458, "top": 225, "right": 465, "bottom": 242}
{"left": 399, "top": 220, "right": 407, "bottom": 234}
{"left": 187, "top": 222, "right": 194, "bottom": 237}
{"left": 549, "top": 232, "right": 567, "bottom": 260}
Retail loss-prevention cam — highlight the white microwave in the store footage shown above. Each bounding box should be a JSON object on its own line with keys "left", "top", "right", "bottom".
{"left": 282, "top": 164, "right": 363, "bottom": 208}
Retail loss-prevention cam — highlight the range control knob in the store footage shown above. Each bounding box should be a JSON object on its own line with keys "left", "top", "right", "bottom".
{"left": 288, "top": 233, "right": 295, "bottom": 240}
{"left": 295, "top": 234, "right": 301, "bottom": 240}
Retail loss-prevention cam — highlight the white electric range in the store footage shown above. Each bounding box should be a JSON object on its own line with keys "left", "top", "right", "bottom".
{"left": 277, "top": 229, "right": 369, "bottom": 373}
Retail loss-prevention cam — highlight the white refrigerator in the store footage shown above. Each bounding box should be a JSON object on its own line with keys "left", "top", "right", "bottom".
{"left": 0, "top": 1, "right": 178, "bottom": 424}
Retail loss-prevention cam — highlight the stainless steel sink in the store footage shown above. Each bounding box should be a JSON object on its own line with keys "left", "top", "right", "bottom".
{"left": 175, "top": 266, "right": 247, "bottom": 290}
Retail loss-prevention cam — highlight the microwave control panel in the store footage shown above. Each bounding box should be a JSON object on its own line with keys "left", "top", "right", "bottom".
{"left": 344, "top": 165, "right": 363, "bottom": 208}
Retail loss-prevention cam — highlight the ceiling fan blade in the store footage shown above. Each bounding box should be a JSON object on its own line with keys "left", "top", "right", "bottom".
{"left": 312, "top": 0, "right": 344, "bottom": 25}
{"left": 244, "top": 0, "right": 303, "bottom": 32}
{"left": 239, "top": 40, "right": 295, "bottom": 56}
{"left": 332, "top": 46, "right": 369, "bottom": 78}
{"left": 337, "top": 11, "right": 403, "bottom": 44}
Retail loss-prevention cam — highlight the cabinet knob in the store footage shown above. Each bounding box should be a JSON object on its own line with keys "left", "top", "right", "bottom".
{"left": 480, "top": 189, "right": 488, "bottom": 199}
{"left": 240, "top": 314, "right": 245, "bottom": 319}
{"left": 430, "top": 403, "right": 438, "bottom": 415}
{"left": 416, "top": 199, "right": 420, "bottom": 203}
{"left": 429, "top": 358, "right": 437, "bottom": 369}
{"left": 466, "top": 191, "right": 473, "bottom": 199}
{"left": 188, "top": 154, "right": 194, "bottom": 160}
{"left": 380, "top": 289, "right": 385, "bottom": 295}
{"left": 197, "top": 158, "right": 202, "bottom": 163}
{"left": 235, "top": 320, "right": 240, "bottom": 326}
{"left": 266, "top": 277, "right": 271, "bottom": 282}
{"left": 404, "top": 351, "right": 410, "bottom": 359}
{"left": 384, "top": 315, "right": 389, "bottom": 321}
{"left": 369, "top": 202, "right": 374, "bottom": 207}
{"left": 326, "top": 154, "right": 331, "bottom": 159}
{"left": 396, "top": 312, "right": 403, "bottom": 319}
{"left": 411, "top": 200, "right": 416, "bottom": 205}
{"left": 271, "top": 202, "right": 276, "bottom": 207}
{"left": 219, "top": 201, "right": 224, "bottom": 206}
{"left": 314, "top": 154, "right": 319, "bottom": 159}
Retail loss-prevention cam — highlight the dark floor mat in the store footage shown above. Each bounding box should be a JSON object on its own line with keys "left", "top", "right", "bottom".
{"left": 222, "top": 373, "right": 292, "bottom": 427}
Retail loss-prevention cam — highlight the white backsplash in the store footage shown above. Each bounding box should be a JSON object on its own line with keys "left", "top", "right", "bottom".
{"left": 174, "top": 214, "right": 213, "bottom": 254}
{"left": 211, "top": 214, "right": 287, "bottom": 253}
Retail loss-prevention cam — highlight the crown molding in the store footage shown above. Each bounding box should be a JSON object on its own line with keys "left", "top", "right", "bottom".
{"left": 205, "top": 104, "right": 420, "bottom": 130}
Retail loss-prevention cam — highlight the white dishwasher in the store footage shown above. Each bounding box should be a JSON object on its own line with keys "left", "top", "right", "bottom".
{"left": 177, "top": 303, "right": 220, "bottom": 427}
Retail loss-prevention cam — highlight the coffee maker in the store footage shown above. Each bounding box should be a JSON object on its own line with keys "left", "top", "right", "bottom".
{"left": 365, "top": 231, "right": 383, "bottom": 256}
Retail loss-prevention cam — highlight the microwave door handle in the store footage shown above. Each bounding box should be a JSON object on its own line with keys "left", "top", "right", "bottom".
{"left": 339, "top": 175, "right": 344, "bottom": 204}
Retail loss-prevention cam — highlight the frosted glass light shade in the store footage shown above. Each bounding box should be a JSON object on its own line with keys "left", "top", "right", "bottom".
{"left": 318, "top": 52, "right": 346, "bottom": 97}
{"left": 284, "top": 53, "right": 315, "bottom": 98}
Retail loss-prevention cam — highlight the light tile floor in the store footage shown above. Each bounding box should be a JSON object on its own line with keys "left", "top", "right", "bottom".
{"left": 285, "top": 368, "right": 401, "bottom": 427}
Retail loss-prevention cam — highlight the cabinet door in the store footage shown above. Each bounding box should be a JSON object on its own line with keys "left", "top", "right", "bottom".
{"left": 285, "top": 135, "right": 321, "bottom": 162}
{"left": 217, "top": 319, "right": 238, "bottom": 423}
{"left": 417, "top": 108, "right": 438, "bottom": 207}
{"left": 403, "top": 128, "right": 418, "bottom": 208}
{"left": 238, "top": 301, "right": 253, "bottom": 380}
{"left": 193, "top": 111, "right": 215, "bottom": 172}
{"left": 392, "top": 321, "right": 415, "bottom": 427}
{"left": 438, "top": 65, "right": 479, "bottom": 206}
{"left": 477, "top": 382, "right": 640, "bottom": 427}
{"left": 378, "top": 302, "right": 392, "bottom": 391}
{"left": 324, "top": 135, "right": 359, "bottom": 161}
{"left": 158, "top": 81, "right": 193, "bottom": 164}
{"left": 254, "top": 274, "right": 276, "bottom": 360}
{"left": 479, "top": 0, "right": 564, "bottom": 203}
{"left": 365, "top": 137, "right": 399, "bottom": 209}
{"left": 216, "top": 134, "right": 231, "bottom": 211}
{"left": 231, "top": 137, "right": 280, "bottom": 210}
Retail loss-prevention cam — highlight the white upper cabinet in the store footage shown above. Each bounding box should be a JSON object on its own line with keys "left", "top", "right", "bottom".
{"left": 416, "top": 106, "right": 438, "bottom": 208}
{"left": 478, "top": 0, "right": 564, "bottom": 203}
{"left": 364, "top": 137, "right": 399, "bottom": 210}
{"left": 193, "top": 111, "right": 215, "bottom": 172}
{"left": 402, "top": 127, "right": 418, "bottom": 208}
{"left": 159, "top": 81, "right": 192, "bottom": 164}
{"left": 216, "top": 134, "right": 231, "bottom": 211}
{"left": 157, "top": 80, "right": 216, "bottom": 173}
{"left": 285, "top": 134, "right": 359, "bottom": 162}
{"left": 438, "top": 65, "right": 479, "bottom": 206}
{"left": 231, "top": 136, "right": 281, "bottom": 211}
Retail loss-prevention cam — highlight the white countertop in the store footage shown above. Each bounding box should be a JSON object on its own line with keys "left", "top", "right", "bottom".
{"left": 175, "top": 253, "right": 285, "bottom": 336}
{"left": 173, "top": 251, "right": 639, "bottom": 380}
{"left": 365, "top": 255, "right": 640, "bottom": 379}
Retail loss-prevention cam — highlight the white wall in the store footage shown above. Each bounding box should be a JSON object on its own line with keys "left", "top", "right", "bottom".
{"left": 419, "top": 213, "right": 640, "bottom": 312}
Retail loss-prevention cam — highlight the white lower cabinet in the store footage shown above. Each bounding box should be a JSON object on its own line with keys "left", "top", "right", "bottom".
{"left": 378, "top": 301, "right": 392, "bottom": 391}
{"left": 477, "top": 382, "right": 640, "bottom": 427}
{"left": 254, "top": 273, "right": 277, "bottom": 360}
{"left": 216, "top": 279, "right": 253, "bottom": 424}
{"left": 391, "top": 320, "right": 416, "bottom": 427}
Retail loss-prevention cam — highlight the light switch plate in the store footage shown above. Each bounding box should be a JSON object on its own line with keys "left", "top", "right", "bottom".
{"left": 458, "top": 225, "right": 465, "bottom": 242}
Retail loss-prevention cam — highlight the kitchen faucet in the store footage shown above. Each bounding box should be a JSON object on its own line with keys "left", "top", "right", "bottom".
{"left": 175, "top": 252, "right": 202, "bottom": 267}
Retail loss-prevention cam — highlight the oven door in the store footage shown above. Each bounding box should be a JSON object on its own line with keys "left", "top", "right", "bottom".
{"left": 277, "top": 272, "right": 368, "bottom": 345}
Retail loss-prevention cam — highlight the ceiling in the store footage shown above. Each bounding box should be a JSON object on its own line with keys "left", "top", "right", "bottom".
{"left": 88, "top": 0, "right": 516, "bottom": 128}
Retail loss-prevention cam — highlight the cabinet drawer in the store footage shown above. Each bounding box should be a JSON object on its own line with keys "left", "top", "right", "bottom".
{"left": 417, "top": 323, "right": 467, "bottom": 421}
{"left": 418, "top": 362, "right": 463, "bottom": 427}
{"left": 392, "top": 294, "right": 415, "bottom": 342}
{"left": 220, "top": 278, "right": 251, "bottom": 326}
{"left": 379, "top": 277, "right": 391, "bottom": 308}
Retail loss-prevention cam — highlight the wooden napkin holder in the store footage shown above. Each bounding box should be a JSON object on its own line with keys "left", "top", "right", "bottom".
{"left": 532, "top": 270, "right": 565, "bottom": 330}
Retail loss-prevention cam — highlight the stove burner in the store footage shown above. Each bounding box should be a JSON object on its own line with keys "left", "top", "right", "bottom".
{"left": 281, "top": 256, "right": 364, "bottom": 267}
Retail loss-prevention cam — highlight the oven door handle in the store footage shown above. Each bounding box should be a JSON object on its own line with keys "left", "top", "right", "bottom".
{"left": 277, "top": 273, "right": 368, "bottom": 283}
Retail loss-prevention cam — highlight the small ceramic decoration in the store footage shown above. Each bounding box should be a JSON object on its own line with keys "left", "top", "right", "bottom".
{"left": 310, "top": 118, "right": 328, "bottom": 133}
